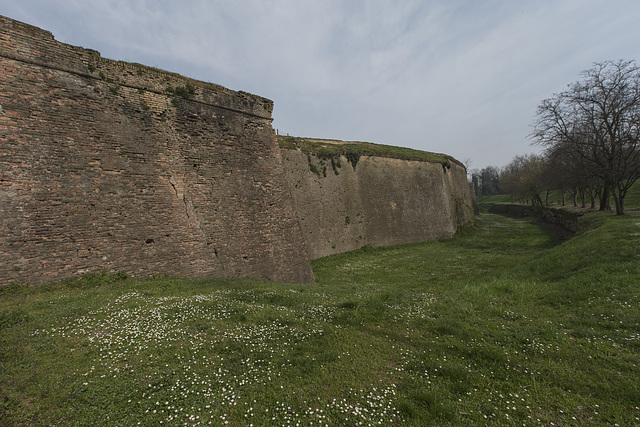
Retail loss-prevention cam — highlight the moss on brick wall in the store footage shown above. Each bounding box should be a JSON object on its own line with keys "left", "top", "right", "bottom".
{"left": 280, "top": 142, "right": 475, "bottom": 259}
{"left": 0, "top": 16, "right": 313, "bottom": 285}
{"left": 277, "top": 136, "right": 457, "bottom": 170}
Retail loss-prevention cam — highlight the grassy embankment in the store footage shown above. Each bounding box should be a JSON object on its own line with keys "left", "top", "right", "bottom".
{"left": 1, "top": 196, "right": 639, "bottom": 425}
{"left": 276, "top": 135, "right": 456, "bottom": 167}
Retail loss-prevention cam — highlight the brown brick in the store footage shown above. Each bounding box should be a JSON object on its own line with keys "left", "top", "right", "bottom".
{"left": 0, "top": 15, "right": 314, "bottom": 285}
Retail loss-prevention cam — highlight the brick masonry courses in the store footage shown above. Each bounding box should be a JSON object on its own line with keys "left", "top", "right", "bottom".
{"left": 1, "top": 16, "right": 475, "bottom": 286}
{"left": 0, "top": 16, "right": 314, "bottom": 285}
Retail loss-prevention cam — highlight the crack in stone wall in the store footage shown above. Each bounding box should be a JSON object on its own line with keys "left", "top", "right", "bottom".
{"left": 281, "top": 149, "right": 475, "bottom": 259}
{"left": 0, "top": 15, "right": 314, "bottom": 285}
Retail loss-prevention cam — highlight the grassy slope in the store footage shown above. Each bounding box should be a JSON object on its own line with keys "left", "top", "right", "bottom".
{"left": 479, "top": 179, "right": 640, "bottom": 212}
{"left": 626, "top": 179, "right": 640, "bottom": 208}
{"left": 1, "top": 210, "right": 639, "bottom": 425}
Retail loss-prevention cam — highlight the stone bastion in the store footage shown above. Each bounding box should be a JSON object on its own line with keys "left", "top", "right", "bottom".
{"left": 0, "top": 16, "right": 474, "bottom": 286}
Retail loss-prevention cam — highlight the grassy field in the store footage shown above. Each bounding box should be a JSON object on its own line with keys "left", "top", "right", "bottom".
{"left": 480, "top": 179, "right": 640, "bottom": 212}
{"left": 1, "top": 208, "right": 639, "bottom": 425}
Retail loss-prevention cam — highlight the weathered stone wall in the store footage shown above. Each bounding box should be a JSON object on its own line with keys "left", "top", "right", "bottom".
{"left": 489, "top": 204, "right": 535, "bottom": 218}
{"left": 541, "top": 207, "right": 583, "bottom": 232}
{"left": 281, "top": 145, "right": 475, "bottom": 259}
{"left": 0, "top": 16, "right": 314, "bottom": 285}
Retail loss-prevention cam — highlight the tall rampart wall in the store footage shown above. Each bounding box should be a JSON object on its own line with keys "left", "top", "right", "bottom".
{"left": 280, "top": 139, "right": 475, "bottom": 259}
{"left": 0, "top": 16, "right": 314, "bottom": 285}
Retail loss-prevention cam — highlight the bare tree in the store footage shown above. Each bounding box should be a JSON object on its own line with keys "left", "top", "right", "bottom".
{"left": 471, "top": 166, "right": 500, "bottom": 197}
{"left": 500, "top": 154, "right": 545, "bottom": 206}
{"left": 481, "top": 166, "right": 501, "bottom": 196}
{"left": 532, "top": 60, "right": 640, "bottom": 215}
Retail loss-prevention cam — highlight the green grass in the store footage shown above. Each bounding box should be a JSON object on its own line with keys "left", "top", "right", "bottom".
{"left": 626, "top": 180, "right": 640, "bottom": 209}
{"left": 277, "top": 135, "right": 455, "bottom": 167}
{"left": 1, "top": 211, "right": 639, "bottom": 425}
{"left": 480, "top": 179, "right": 640, "bottom": 212}
{"left": 477, "top": 194, "right": 513, "bottom": 212}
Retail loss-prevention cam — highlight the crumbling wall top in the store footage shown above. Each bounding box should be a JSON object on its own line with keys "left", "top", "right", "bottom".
{"left": 0, "top": 14, "right": 273, "bottom": 120}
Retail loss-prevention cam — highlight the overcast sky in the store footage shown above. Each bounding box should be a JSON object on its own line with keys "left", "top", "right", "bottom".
{"left": 2, "top": 1, "right": 640, "bottom": 169}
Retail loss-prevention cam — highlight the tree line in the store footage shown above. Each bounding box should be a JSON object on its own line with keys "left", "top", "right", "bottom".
{"left": 471, "top": 60, "right": 640, "bottom": 215}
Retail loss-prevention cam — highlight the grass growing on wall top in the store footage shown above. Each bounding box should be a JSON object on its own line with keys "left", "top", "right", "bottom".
{"left": 1, "top": 210, "right": 639, "bottom": 425}
{"left": 277, "top": 135, "right": 455, "bottom": 166}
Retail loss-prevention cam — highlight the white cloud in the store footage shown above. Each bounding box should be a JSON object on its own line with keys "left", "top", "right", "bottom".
{"left": 2, "top": 0, "right": 640, "bottom": 169}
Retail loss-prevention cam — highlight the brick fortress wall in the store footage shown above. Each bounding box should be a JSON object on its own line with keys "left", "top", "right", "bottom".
{"left": 0, "top": 16, "right": 314, "bottom": 285}
{"left": 281, "top": 145, "right": 475, "bottom": 259}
